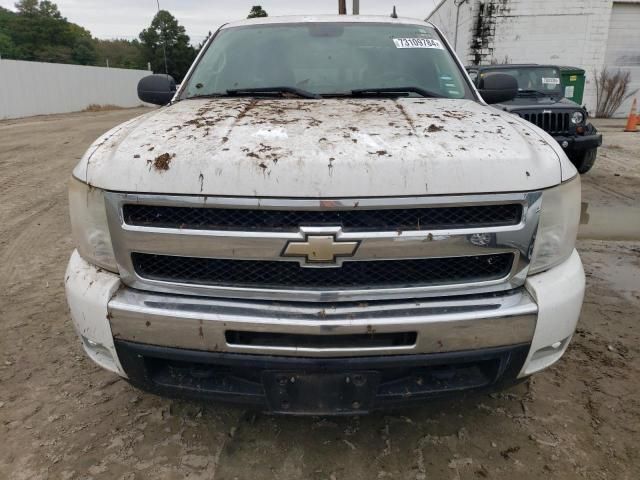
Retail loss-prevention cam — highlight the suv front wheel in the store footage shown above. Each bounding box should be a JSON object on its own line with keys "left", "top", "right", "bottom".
{"left": 569, "top": 148, "right": 597, "bottom": 174}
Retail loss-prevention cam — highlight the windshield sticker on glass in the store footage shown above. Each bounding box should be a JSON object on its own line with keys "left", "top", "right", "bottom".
{"left": 393, "top": 38, "right": 443, "bottom": 49}
{"left": 416, "top": 29, "right": 435, "bottom": 38}
{"left": 541, "top": 77, "right": 560, "bottom": 85}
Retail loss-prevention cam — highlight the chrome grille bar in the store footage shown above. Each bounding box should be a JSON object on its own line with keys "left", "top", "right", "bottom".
{"left": 122, "top": 203, "right": 523, "bottom": 232}
{"left": 105, "top": 192, "right": 542, "bottom": 302}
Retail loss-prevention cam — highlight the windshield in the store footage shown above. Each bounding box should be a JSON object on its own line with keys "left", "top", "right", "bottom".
{"left": 482, "top": 67, "right": 562, "bottom": 95}
{"left": 182, "top": 22, "right": 472, "bottom": 99}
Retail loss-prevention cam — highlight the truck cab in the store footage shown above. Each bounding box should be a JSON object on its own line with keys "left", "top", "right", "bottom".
{"left": 65, "top": 16, "right": 584, "bottom": 414}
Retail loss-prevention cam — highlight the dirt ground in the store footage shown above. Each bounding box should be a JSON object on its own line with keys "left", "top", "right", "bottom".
{"left": 0, "top": 109, "right": 639, "bottom": 480}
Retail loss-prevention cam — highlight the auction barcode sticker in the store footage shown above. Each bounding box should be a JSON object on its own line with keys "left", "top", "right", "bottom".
{"left": 393, "top": 38, "right": 443, "bottom": 49}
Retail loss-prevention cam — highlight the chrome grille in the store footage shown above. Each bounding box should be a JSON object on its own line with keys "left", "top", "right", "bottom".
{"left": 105, "top": 192, "right": 541, "bottom": 302}
{"left": 132, "top": 253, "right": 515, "bottom": 290}
{"left": 520, "top": 111, "right": 570, "bottom": 135}
{"left": 122, "top": 204, "right": 523, "bottom": 232}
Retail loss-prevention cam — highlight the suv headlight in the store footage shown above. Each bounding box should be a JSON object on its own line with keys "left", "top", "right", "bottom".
{"left": 68, "top": 177, "right": 118, "bottom": 272}
{"left": 528, "top": 176, "right": 581, "bottom": 275}
{"left": 571, "top": 111, "right": 584, "bottom": 124}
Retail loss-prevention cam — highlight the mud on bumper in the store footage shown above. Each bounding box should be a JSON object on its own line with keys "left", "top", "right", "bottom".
{"left": 115, "top": 340, "right": 530, "bottom": 415}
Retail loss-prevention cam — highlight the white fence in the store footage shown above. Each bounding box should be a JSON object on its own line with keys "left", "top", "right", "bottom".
{"left": 0, "top": 59, "right": 151, "bottom": 120}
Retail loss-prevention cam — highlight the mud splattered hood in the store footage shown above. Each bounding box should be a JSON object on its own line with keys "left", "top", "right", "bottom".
{"left": 74, "top": 98, "right": 567, "bottom": 197}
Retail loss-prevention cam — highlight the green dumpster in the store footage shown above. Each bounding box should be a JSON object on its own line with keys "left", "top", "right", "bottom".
{"left": 559, "top": 66, "right": 586, "bottom": 104}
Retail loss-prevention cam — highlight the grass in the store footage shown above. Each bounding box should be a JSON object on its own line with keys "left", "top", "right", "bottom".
{"left": 82, "top": 104, "right": 127, "bottom": 112}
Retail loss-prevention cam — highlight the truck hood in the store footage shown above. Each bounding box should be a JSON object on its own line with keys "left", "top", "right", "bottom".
{"left": 75, "top": 98, "right": 564, "bottom": 197}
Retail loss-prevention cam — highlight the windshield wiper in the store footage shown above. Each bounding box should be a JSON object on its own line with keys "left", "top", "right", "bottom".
{"left": 350, "top": 87, "right": 444, "bottom": 98}
{"left": 226, "top": 86, "right": 321, "bottom": 99}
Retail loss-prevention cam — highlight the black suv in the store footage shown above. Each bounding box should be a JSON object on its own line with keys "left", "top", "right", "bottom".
{"left": 466, "top": 64, "right": 602, "bottom": 174}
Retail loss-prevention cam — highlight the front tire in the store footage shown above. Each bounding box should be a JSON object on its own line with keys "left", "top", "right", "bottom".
{"left": 569, "top": 148, "right": 597, "bottom": 174}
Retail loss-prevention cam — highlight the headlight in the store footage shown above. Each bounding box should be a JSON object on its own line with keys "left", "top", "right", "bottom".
{"left": 68, "top": 177, "right": 118, "bottom": 272}
{"left": 528, "top": 176, "right": 581, "bottom": 275}
{"left": 571, "top": 111, "right": 584, "bottom": 124}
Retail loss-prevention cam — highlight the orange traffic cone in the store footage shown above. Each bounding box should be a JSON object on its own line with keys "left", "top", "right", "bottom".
{"left": 624, "top": 98, "right": 638, "bottom": 132}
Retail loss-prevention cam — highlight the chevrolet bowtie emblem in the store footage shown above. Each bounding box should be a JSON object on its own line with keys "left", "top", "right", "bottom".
{"left": 283, "top": 235, "right": 359, "bottom": 265}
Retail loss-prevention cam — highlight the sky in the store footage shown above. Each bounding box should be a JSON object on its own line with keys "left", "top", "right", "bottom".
{"left": 0, "top": 0, "right": 440, "bottom": 44}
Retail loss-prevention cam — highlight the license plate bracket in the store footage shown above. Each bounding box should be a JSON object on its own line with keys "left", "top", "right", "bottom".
{"left": 262, "top": 371, "right": 380, "bottom": 415}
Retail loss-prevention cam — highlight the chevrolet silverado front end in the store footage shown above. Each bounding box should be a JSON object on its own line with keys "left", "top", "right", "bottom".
{"left": 65, "top": 15, "right": 584, "bottom": 414}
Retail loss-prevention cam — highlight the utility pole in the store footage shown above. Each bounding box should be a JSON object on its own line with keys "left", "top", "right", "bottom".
{"left": 156, "top": 0, "right": 169, "bottom": 76}
{"left": 338, "top": 0, "right": 346, "bottom": 14}
{"left": 352, "top": 0, "right": 359, "bottom": 15}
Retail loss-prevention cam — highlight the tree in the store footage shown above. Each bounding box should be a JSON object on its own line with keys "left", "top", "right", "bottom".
{"left": 37, "top": 0, "right": 62, "bottom": 18}
{"left": 0, "top": 7, "right": 16, "bottom": 49}
{"left": 68, "top": 22, "right": 96, "bottom": 64}
{"left": 10, "top": 1, "right": 72, "bottom": 60}
{"left": 14, "top": 0, "right": 38, "bottom": 15}
{"left": 72, "top": 37, "right": 97, "bottom": 65}
{"left": 15, "top": 0, "right": 61, "bottom": 18}
{"left": 94, "top": 39, "right": 145, "bottom": 69}
{"left": 0, "top": 31, "right": 18, "bottom": 58}
{"left": 34, "top": 44, "right": 72, "bottom": 63}
{"left": 196, "top": 31, "right": 212, "bottom": 52}
{"left": 7, "top": 0, "right": 97, "bottom": 64}
{"left": 247, "top": 5, "right": 268, "bottom": 18}
{"left": 139, "top": 10, "right": 196, "bottom": 82}
{"left": 3, "top": 0, "right": 153, "bottom": 71}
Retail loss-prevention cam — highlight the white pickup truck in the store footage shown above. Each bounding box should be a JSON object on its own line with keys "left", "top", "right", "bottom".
{"left": 65, "top": 15, "right": 584, "bottom": 414}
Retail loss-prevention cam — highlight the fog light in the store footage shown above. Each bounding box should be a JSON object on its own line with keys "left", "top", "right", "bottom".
{"left": 561, "top": 140, "right": 569, "bottom": 148}
{"left": 82, "top": 336, "right": 112, "bottom": 358}
{"left": 519, "top": 336, "right": 572, "bottom": 377}
{"left": 530, "top": 337, "right": 570, "bottom": 362}
{"left": 81, "top": 335, "right": 117, "bottom": 372}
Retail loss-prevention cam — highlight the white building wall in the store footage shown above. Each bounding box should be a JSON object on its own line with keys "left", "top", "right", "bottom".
{"left": 428, "top": 0, "right": 640, "bottom": 116}
{"left": 490, "top": 0, "right": 613, "bottom": 114}
{"left": 604, "top": 2, "right": 640, "bottom": 116}
{"left": 0, "top": 59, "right": 150, "bottom": 120}
{"left": 429, "top": 0, "right": 477, "bottom": 55}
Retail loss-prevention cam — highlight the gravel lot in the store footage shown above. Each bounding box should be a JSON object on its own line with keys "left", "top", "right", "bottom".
{"left": 1, "top": 109, "right": 639, "bottom": 479}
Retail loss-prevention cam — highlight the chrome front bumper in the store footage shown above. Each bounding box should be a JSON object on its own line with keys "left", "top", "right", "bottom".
{"left": 66, "top": 249, "right": 585, "bottom": 388}
{"left": 109, "top": 287, "right": 537, "bottom": 358}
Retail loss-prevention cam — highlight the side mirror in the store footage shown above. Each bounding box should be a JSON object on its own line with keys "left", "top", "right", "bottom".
{"left": 478, "top": 73, "right": 518, "bottom": 104}
{"left": 138, "top": 74, "right": 177, "bottom": 105}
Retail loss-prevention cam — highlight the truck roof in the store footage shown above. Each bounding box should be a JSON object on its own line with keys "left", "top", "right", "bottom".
{"left": 221, "top": 14, "right": 435, "bottom": 30}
